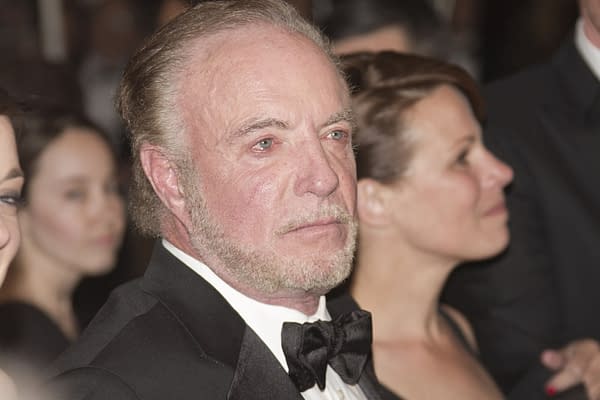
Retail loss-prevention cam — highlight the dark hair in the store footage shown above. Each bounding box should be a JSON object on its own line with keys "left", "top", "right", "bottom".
{"left": 318, "top": 0, "right": 447, "bottom": 58}
{"left": 0, "top": 88, "right": 23, "bottom": 138}
{"left": 0, "top": 57, "right": 83, "bottom": 113}
{"left": 342, "top": 51, "right": 483, "bottom": 183}
{"left": 15, "top": 102, "right": 115, "bottom": 200}
{"left": 0, "top": 88, "right": 18, "bottom": 115}
{"left": 117, "top": 0, "right": 336, "bottom": 236}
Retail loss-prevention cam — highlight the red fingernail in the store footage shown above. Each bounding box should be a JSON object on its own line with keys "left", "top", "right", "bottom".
{"left": 545, "top": 386, "right": 556, "bottom": 397}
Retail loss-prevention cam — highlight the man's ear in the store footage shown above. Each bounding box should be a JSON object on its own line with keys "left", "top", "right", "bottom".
{"left": 357, "top": 179, "right": 389, "bottom": 226}
{"left": 139, "top": 143, "right": 188, "bottom": 224}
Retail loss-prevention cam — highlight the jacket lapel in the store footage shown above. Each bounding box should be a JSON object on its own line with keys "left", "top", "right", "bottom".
{"left": 143, "top": 244, "right": 385, "bottom": 399}
{"left": 357, "top": 366, "right": 386, "bottom": 400}
{"left": 228, "top": 327, "right": 303, "bottom": 400}
{"left": 141, "top": 243, "right": 245, "bottom": 369}
{"left": 142, "top": 244, "right": 303, "bottom": 399}
{"left": 536, "top": 39, "right": 600, "bottom": 207}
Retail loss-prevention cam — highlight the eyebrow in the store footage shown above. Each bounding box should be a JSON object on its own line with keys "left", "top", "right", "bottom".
{"left": 0, "top": 168, "right": 24, "bottom": 182}
{"left": 229, "top": 108, "right": 357, "bottom": 140}
{"left": 230, "top": 118, "right": 289, "bottom": 140}
{"left": 320, "top": 108, "right": 357, "bottom": 131}
{"left": 450, "top": 134, "right": 477, "bottom": 150}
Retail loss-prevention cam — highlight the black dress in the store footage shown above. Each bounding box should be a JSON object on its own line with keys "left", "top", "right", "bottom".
{"left": 0, "top": 302, "right": 70, "bottom": 387}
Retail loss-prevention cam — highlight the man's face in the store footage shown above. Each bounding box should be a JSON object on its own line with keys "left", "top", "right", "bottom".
{"left": 177, "top": 26, "right": 357, "bottom": 297}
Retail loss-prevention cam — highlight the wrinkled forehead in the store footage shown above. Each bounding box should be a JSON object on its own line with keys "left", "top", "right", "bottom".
{"left": 192, "top": 23, "right": 340, "bottom": 75}
{"left": 176, "top": 24, "right": 350, "bottom": 141}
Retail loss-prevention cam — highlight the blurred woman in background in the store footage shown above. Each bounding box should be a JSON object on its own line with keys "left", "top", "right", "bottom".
{"left": 343, "top": 51, "right": 511, "bottom": 399}
{"left": 0, "top": 103, "right": 125, "bottom": 389}
{"left": 0, "top": 90, "right": 23, "bottom": 287}
{"left": 0, "top": 88, "right": 24, "bottom": 399}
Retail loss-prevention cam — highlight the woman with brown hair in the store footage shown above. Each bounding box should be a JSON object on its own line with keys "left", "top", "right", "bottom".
{"left": 0, "top": 103, "right": 126, "bottom": 392}
{"left": 0, "top": 88, "right": 25, "bottom": 399}
{"left": 0, "top": 90, "right": 23, "bottom": 288}
{"left": 343, "top": 52, "right": 511, "bottom": 399}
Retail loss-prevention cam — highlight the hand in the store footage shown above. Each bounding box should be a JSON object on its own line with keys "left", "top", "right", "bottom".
{"left": 542, "top": 339, "right": 600, "bottom": 399}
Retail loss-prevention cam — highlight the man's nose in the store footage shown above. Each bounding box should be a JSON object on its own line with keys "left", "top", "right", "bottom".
{"left": 293, "top": 140, "right": 339, "bottom": 198}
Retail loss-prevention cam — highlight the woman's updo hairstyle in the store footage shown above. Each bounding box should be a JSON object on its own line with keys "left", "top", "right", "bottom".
{"left": 342, "top": 51, "right": 483, "bottom": 183}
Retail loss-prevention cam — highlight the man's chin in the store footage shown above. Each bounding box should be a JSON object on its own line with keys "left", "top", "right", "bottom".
{"left": 281, "top": 256, "right": 354, "bottom": 293}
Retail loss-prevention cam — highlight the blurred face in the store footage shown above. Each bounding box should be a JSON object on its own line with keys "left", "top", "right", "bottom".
{"left": 390, "top": 85, "right": 513, "bottom": 263}
{"left": 20, "top": 128, "right": 125, "bottom": 276}
{"left": 333, "top": 26, "right": 411, "bottom": 55}
{"left": 179, "top": 26, "right": 358, "bottom": 296}
{"left": 580, "top": 0, "right": 600, "bottom": 46}
{"left": 0, "top": 116, "right": 23, "bottom": 283}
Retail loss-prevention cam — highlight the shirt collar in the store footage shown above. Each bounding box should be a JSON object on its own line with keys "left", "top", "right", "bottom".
{"left": 161, "top": 239, "right": 331, "bottom": 371}
{"left": 576, "top": 17, "right": 600, "bottom": 81}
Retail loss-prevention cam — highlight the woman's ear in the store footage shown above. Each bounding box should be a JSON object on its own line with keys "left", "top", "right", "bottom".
{"left": 357, "top": 179, "right": 389, "bottom": 226}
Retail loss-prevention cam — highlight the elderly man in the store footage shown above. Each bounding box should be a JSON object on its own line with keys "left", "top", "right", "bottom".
{"left": 46, "top": 1, "right": 382, "bottom": 399}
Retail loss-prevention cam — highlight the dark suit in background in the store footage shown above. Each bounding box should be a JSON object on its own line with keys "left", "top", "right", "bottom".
{"left": 46, "top": 244, "right": 382, "bottom": 400}
{"left": 444, "top": 33, "right": 600, "bottom": 397}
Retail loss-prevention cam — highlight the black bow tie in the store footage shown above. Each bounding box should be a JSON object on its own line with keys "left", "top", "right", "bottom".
{"left": 281, "top": 309, "right": 372, "bottom": 392}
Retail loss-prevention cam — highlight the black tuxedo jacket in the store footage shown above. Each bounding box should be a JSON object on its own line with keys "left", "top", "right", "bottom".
{"left": 45, "top": 243, "right": 383, "bottom": 400}
{"left": 444, "top": 36, "right": 600, "bottom": 398}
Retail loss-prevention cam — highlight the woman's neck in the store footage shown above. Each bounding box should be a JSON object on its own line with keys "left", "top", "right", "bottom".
{"left": 1, "top": 250, "right": 81, "bottom": 340}
{"left": 351, "top": 235, "right": 457, "bottom": 343}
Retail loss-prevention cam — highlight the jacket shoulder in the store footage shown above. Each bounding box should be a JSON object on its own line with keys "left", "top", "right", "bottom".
{"left": 48, "top": 282, "right": 234, "bottom": 399}
{"left": 484, "top": 63, "right": 556, "bottom": 117}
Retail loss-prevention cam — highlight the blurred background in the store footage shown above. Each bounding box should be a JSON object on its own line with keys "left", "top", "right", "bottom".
{"left": 0, "top": 0, "right": 579, "bottom": 145}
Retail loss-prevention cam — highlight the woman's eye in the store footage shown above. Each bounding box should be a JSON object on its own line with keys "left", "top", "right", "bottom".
{"left": 456, "top": 149, "right": 470, "bottom": 166}
{"left": 0, "top": 195, "right": 23, "bottom": 206}
{"left": 253, "top": 138, "right": 274, "bottom": 151}
{"left": 0, "top": 194, "right": 24, "bottom": 212}
{"left": 105, "top": 180, "right": 122, "bottom": 195}
{"left": 64, "top": 189, "right": 85, "bottom": 200}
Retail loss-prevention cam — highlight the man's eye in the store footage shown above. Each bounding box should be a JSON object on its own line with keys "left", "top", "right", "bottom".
{"left": 328, "top": 130, "right": 347, "bottom": 140}
{"left": 253, "top": 138, "right": 274, "bottom": 151}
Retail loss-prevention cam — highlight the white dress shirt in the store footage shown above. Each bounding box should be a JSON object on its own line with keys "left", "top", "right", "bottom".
{"left": 162, "top": 240, "right": 368, "bottom": 400}
{"left": 575, "top": 17, "right": 600, "bottom": 81}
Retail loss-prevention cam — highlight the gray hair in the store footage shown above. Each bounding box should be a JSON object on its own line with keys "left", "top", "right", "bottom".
{"left": 117, "top": 0, "right": 336, "bottom": 236}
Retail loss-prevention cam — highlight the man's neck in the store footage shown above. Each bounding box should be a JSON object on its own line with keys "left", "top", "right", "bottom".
{"left": 576, "top": 17, "right": 600, "bottom": 81}
{"left": 583, "top": 16, "right": 600, "bottom": 49}
{"left": 241, "top": 291, "right": 321, "bottom": 315}
{"left": 161, "top": 237, "right": 322, "bottom": 315}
